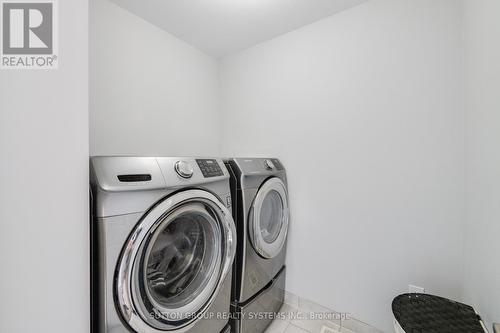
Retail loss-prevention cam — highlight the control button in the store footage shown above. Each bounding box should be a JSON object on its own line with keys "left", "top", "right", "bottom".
{"left": 174, "top": 161, "right": 194, "bottom": 178}
{"left": 271, "top": 158, "right": 284, "bottom": 170}
{"left": 264, "top": 159, "right": 275, "bottom": 170}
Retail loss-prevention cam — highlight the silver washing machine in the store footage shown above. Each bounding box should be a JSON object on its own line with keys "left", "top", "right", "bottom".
{"left": 90, "top": 157, "right": 237, "bottom": 333}
{"left": 224, "top": 158, "right": 290, "bottom": 333}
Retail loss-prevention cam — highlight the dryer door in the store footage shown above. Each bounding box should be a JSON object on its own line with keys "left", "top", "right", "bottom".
{"left": 115, "top": 189, "right": 236, "bottom": 333}
{"left": 249, "top": 177, "right": 290, "bottom": 259}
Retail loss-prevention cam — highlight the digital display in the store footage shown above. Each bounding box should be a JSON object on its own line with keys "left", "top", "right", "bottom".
{"left": 196, "top": 159, "right": 223, "bottom": 178}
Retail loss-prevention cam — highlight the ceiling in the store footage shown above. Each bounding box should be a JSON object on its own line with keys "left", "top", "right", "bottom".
{"left": 110, "top": 0, "right": 368, "bottom": 58}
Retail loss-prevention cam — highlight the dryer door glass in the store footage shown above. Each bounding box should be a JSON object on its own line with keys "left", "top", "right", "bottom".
{"left": 260, "top": 190, "right": 284, "bottom": 243}
{"left": 250, "top": 177, "right": 290, "bottom": 259}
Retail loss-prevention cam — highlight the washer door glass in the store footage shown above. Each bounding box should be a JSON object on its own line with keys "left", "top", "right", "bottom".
{"left": 250, "top": 177, "right": 289, "bottom": 259}
{"left": 144, "top": 203, "right": 220, "bottom": 311}
{"left": 134, "top": 202, "right": 222, "bottom": 327}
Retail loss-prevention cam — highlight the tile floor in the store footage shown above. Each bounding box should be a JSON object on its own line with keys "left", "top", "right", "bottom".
{"left": 265, "top": 292, "right": 383, "bottom": 333}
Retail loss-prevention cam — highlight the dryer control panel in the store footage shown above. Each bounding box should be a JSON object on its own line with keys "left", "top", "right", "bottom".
{"left": 196, "top": 159, "right": 224, "bottom": 178}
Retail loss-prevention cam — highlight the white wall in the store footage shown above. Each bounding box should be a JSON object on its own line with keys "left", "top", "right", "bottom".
{"left": 463, "top": 0, "right": 500, "bottom": 328}
{"left": 219, "top": 0, "right": 464, "bottom": 330}
{"left": 90, "top": 0, "right": 220, "bottom": 156}
{"left": 0, "top": 1, "right": 89, "bottom": 332}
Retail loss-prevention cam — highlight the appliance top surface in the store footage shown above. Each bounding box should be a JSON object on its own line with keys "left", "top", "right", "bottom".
{"left": 90, "top": 156, "right": 230, "bottom": 193}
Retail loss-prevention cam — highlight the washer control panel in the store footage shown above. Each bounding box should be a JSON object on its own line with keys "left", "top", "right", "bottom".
{"left": 196, "top": 159, "right": 224, "bottom": 178}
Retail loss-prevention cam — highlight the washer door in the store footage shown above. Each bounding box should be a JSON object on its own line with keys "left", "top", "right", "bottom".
{"left": 249, "top": 177, "right": 290, "bottom": 259}
{"left": 116, "top": 190, "right": 236, "bottom": 333}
